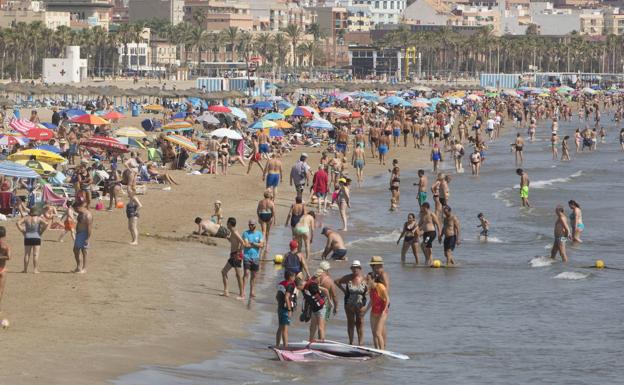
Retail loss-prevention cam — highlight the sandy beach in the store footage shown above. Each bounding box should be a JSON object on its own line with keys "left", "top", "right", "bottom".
{"left": 0, "top": 104, "right": 433, "bottom": 384}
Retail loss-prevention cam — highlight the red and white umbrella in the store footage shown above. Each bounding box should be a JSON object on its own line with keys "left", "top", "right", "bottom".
{"left": 208, "top": 105, "right": 231, "bottom": 113}
{"left": 9, "top": 119, "right": 36, "bottom": 134}
{"left": 0, "top": 134, "right": 29, "bottom": 147}
{"left": 80, "top": 136, "right": 128, "bottom": 152}
{"left": 25, "top": 128, "right": 55, "bottom": 141}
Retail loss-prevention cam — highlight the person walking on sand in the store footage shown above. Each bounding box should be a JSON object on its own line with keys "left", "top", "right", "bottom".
{"left": 290, "top": 154, "right": 311, "bottom": 200}
{"left": 378, "top": 133, "right": 390, "bottom": 165}
{"left": 516, "top": 168, "right": 530, "bottom": 207}
{"left": 351, "top": 143, "right": 366, "bottom": 187}
{"left": 397, "top": 213, "right": 419, "bottom": 264}
{"left": 439, "top": 206, "right": 460, "bottom": 266}
{"left": 0, "top": 226, "right": 11, "bottom": 313}
{"left": 285, "top": 196, "right": 306, "bottom": 237}
{"left": 263, "top": 153, "right": 283, "bottom": 200}
{"left": 58, "top": 202, "right": 77, "bottom": 242}
{"left": 73, "top": 201, "right": 92, "bottom": 273}
{"left": 568, "top": 200, "right": 584, "bottom": 243}
{"left": 126, "top": 191, "right": 142, "bottom": 245}
{"left": 311, "top": 165, "right": 329, "bottom": 214}
{"left": 418, "top": 202, "right": 441, "bottom": 266}
{"left": 222, "top": 217, "right": 244, "bottom": 299}
{"left": 257, "top": 191, "right": 276, "bottom": 256}
{"left": 242, "top": 219, "right": 264, "bottom": 299}
{"left": 363, "top": 272, "right": 389, "bottom": 350}
{"left": 17, "top": 208, "right": 47, "bottom": 273}
{"left": 551, "top": 205, "right": 571, "bottom": 262}
{"left": 283, "top": 239, "right": 310, "bottom": 282}
{"left": 335, "top": 260, "right": 367, "bottom": 346}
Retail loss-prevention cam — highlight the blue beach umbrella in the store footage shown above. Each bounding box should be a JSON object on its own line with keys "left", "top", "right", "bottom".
{"left": 268, "top": 128, "right": 284, "bottom": 138}
{"left": 249, "top": 120, "right": 277, "bottom": 130}
{"left": 228, "top": 107, "right": 248, "bottom": 121}
{"left": 383, "top": 96, "right": 408, "bottom": 106}
{"left": 172, "top": 112, "right": 186, "bottom": 120}
{"left": 277, "top": 100, "right": 293, "bottom": 110}
{"left": 35, "top": 144, "right": 61, "bottom": 154}
{"left": 304, "top": 118, "right": 333, "bottom": 130}
{"left": 62, "top": 108, "right": 87, "bottom": 118}
{"left": 39, "top": 122, "right": 57, "bottom": 129}
{"left": 0, "top": 160, "right": 40, "bottom": 178}
{"left": 262, "top": 112, "right": 285, "bottom": 121}
{"left": 249, "top": 101, "right": 274, "bottom": 110}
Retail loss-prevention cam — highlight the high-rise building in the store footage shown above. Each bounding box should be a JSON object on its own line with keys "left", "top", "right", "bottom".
{"left": 44, "top": 0, "right": 112, "bottom": 29}
{"left": 128, "top": 0, "right": 184, "bottom": 25}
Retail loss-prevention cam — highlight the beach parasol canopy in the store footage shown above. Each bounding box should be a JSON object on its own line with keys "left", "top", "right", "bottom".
{"left": 210, "top": 128, "right": 243, "bottom": 140}
{"left": 25, "top": 128, "right": 55, "bottom": 141}
{"left": 39, "top": 122, "right": 58, "bottom": 130}
{"left": 197, "top": 112, "right": 220, "bottom": 125}
{"left": 164, "top": 134, "right": 198, "bottom": 152}
{"left": 9, "top": 119, "right": 36, "bottom": 134}
{"left": 0, "top": 160, "right": 40, "bottom": 178}
{"left": 163, "top": 121, "right": 194, "bottom": 132}
{"left": 144, "top": 104, "right": 164, "bottom": 112}
{"left": 249, "top": 101, "right": 274, "bottom": 110}
{"left": 35, "top": 144, "right": 61, "bottom": 154}
{"left": 227, "top": 107, "right": 248, "bottom": 121}
{"left": 0, "top": 134, "right": 29, "bottom": 147}
{"left": 447, "top": 97, "right": 464, "bottom": 106}
{"left": 80, "top": 136, "right": 128, "bottom": 152}
{"left": 103, "top": 111, "right": 126, "bottom": 120}
{"left": 114, "top": 127, "right": 146, "bottom": 138}
{"left": 15, "top": 159, "right": 56, "bottom": 176}
{"left": 283, "top": 106, "right": 313, "bottom": 118}
{"left": 208, "top": 105, "right": 231, "bottom": 113}
{"left": 383, "top": 96, "right": 412, "bottom": 107}
{"left": 277, "top": 100, "right": 293, "bottom": 110}
{"left": 261, "top": 112, "right": 285, "bottom": 121}
{"left": 249, "top": 120, "right": 277, "bottom": 130}
{"left": 117, "top": 137, "right": 145, "bottom": 149}
{"left": 61, "top": 108, "right": 87, "bottom": 118}
{"left": 275, "top": 120, "right": 293, "bottom": 129}
{"left": 8, "top": 149, "right": 65, "bottom": 164}
{"left": 265, "top": 128, "right": 284, "bottom": 138}
{"left": 70, "top": 114, "right": 110, "bottom": 126}
{"left": 304, "top": 118, "right": 333, "bottom": 130}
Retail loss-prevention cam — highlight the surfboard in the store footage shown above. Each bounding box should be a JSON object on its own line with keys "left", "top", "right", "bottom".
{"left": 323, "top": 339, "right": 410, "bottom": 360}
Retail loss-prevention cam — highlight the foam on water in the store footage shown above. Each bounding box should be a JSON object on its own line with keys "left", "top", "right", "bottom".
{"left": 492, "top": 187, "right": 514, "bottom": 207}
{"left": 348, "top": 230, "right": 402, "bottom": 246}
{"left": 553, "top": 271, "right": 589, "bottom": 280}
{"left": 530, "top": 256, "right": 554, "bottom": 267}
{"left": 513, "top": 170, "right": 583, "bottom": 189}
{"left": 485, "top": 236, "right": 504, "bottom": 243}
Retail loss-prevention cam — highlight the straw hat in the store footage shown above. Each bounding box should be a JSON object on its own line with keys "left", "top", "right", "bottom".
{"left": 369, "top": 256, "right": 384, "bottom": 265}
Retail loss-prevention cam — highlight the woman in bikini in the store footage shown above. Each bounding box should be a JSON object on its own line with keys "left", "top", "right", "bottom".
{"left": 389, "top": 166, "right": 400, "bottom": 211}
{"left": 397, "top": 213, "right": 420, "bottom": 264}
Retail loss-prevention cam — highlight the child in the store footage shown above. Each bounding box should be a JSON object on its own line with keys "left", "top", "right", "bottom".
{"left": 599, "top": 126, "right": 606, "bottom": 143}
{"left": 275, "top": 270, "right": 297, "bottom": 348}
{"left": 58, "top": 202, "right": 77, "bottom": 242}
{"left": 210, "top": 200, "right": 223, "bottom": 225}
{"left": 477, "top": 213, "right": 489, "bottom": 239}
{"left": 0, "top": 226, "right": 11, "bottom": 313}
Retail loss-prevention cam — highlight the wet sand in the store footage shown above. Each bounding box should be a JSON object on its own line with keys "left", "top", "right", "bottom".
{"left": 0, "top": 107, "right": 435, "bottom": 384}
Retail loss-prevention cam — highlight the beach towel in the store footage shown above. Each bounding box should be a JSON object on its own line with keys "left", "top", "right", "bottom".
{"left": 42, "top": 185, "right": 67, "bottom": 207}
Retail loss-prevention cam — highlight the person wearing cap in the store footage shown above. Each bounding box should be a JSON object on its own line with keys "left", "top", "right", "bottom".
{"left": 320, "top": 227, "right": 347, "bottom": 261}
{"left": 290, "top": 154, "right": 311, "bottom": 200}
{"left": 369, "top": 256, "right": 390, "bottom": 293}
{"left": 335, "top": 260, "right": 367, "bottom": 346}
{"left": 282, "top": 239, "right": 310, "bottom": 283}
{"left": 317, "top": 261, "right": 338, "bottom": 329}
{"left": 242, "top": 219, "right": 264, "bottom": 299}
{"left": 363, "top": 272, "right": 390, "bottom": 350}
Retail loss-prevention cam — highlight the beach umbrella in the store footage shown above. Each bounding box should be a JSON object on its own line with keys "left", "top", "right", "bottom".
{"left": 0, "top": 160, "right": 40, "bottom": 179}
{"left": 197, "top": 113, "right": 220, "bottom": 125}
{"left": 70, "top": 114, "right": 110, "bottom": 126}
{"left": 466, "top": 94, "right": 482, "bottom": 102}
{"left": 9, "top": 119, "right": 36, "bottom": 134}
{"left": 502, "top": 89, "right": 519, "bottom": 97}
{"left": 284, "top": 106, "right": 313, "bottom": 118}
{"left": 582, "top": 87, "right": 597, "bottom": 95}
{"left": 25, "top": 128, "right": 55, "bottom": 141}
{"left": 0, "top": 134, "right": 29, "bottom": 147}
{"left": 277, "top": 100, "right": 293, "bottom": 110}
{"left": 61, "top": 108, "right": 87, "bottom": 118}
{"left": 264, "top": 128, "right": 284, "bottom": 138}
{"left": 8, "top": 149, "right": 65, "bottom": 164}
{"left": 163, "top": 121, "right": 193, "bottom": 130}
{"left": 144, "top": 104, "right": 164, "bottom": 112}
{"left": 350, "top": 111, "right": 362, "bottom": 119}
{"left": 35, "top": 144, "right": 61, "bottom": 154}
{"left": 412, "top": 101, "right": 431, "bottom": 108}
{"left": 412, "top": 85, "right": 432, "bottom": 92}
{"left": 376, "top": 106, "right": 389, "bottom": 114}
{"left": 249, "top": 101, "right": 274, "bottom": 110}
{"left": 228, "top": 107, "right": 248, "bottom": 121}
{"left": 322, "top": 107, "right": 351, "bottom": 117}
{"left": 117, "top": 137, "right": 145, "bottom": 149}
{"left": 39, "top": 122, "right": 58, "bottom": 130}
{"left": 187, "top": 97, "right": 207, "bottom": 109}
{"left": 275, "top": 120, "right": 293, "bottom": 129}
{"left": 114, "top": 126, "right": 146, "bottom": 138}
{"left": 164, "top": 134, "right": 198, "bottom": 152}
{"left": 354, "top": 91, "right": 379, "bottom": 101}
{"left": 304, "top": 118, "right": 333, "bottom": 130}
{"left": 171, "top": 112, "right": 187, "bottom": 120}
{"left": 262, "top": 112, "right": 285, "bottom": 121}
{"left": 80, "top": 136, "right": 128, "bottom": 152}
{"left": 15, "top": 159, "right": 56, "bottom": 176}
{"left": 448, "top": 97, "right": 463, "bottom": 106}
{"left": 383, "top": 96, "right": 407, "bottom": 106}
{"left": 485, "top": 92, "right": 499, "bottom": 98}
{"left": 103, "top": 111, "right": 126, "bottom": 120}
{"left": 249, "top": 120, "right": 277, "bottom": 130}
{"left": 208, "top": 105, "right": 231, "bottom": 113}
{"left": 210, "top": 128, "right": 243, "bottom": 140}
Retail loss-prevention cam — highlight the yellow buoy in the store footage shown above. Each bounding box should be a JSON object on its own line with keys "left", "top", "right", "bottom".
{"left": 432, "top": 260, "right": 441, "bottom": 268}
{"left": 274, "top": 254, "right": 284, "bottom": 264}
{"left": 595, "top": 259, "right": 605, "bottom": 269}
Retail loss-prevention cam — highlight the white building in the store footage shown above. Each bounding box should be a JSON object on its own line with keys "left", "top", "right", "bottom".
{"left": 42, "top": 46, "right": 88, "bottom": 84}
{"left": 118, "top": 43, "right": 151, "bottom": 72}
{"left": 351, "top": 0, "right": 406, "bottom": 25}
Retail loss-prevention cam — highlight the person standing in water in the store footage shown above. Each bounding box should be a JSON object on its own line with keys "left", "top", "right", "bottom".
{"left": 414, "top": 169, "right": 428, "bottom": 207}
{"left": 242, "top": 219, "right": 264, "bottom": 299}
{"left": 430, "top": 143, "right": 442, "bottom": 173}
{"left": 568, "top": 200, "right": 584, "bottom": 243}
{"left": 335, "top": 260, "right": 367, "bottom": 346}
{"left": 439, "top": 206, "right": 460, "bottom": 266}
{"left": 561, "top": 135, "right": 571, "bottom": 161}
{"left": 397, "top": 213, "right": 419, "bottom": 264}
{"left": 551, "top": 132, "right": 559, "bottom": 160}
{"left": 363, "top": 272, "right": 389, "bottom": 350}
{"left": 222, "top": 217, "right": 244, "bottom": 299}
{"left": 257, "top": 191, "right": 276, "bottom": 256}
{"left": 337, "top": 178, "right": 351, "bottom": 231}
{"left": 470, "top": 147, "right": 482, "bottom": 176}
{"left": 351, "top": 143, "right": 366, "bottom": 187}
{"left": 477, "top": 213, "right": 489, "bottom": 239}
{"left": 389, "top": 166, "right": 400, "bottom": 211}
{"left": 551, "top": 205, "right": 571, "bottom": 262}
{"left": 513, "top": 133, "right": 525, "bottom": 166}
{"left": 275, "top": 270, "right": 296, "bottom": 347}
{"left": 516, "top": 168, "right": 530, "bottom": 207}
{"left": 418, "top": 202, "right": 441, "bottom": 266}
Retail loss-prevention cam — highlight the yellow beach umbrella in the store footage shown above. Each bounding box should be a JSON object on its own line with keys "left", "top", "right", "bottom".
{"left": 8, "top": 149, "right": 66, "bottom": 165}
{"left": 163, "top": 121, "right": 193, "bottom": 130}
{"left": 15, "top": 159, "right": 56, "bottom": 176}
{"left": 275, "top": 120, "right": 293, "bottom": 129}
{"left": 115, "top": 126, "right": 147, "bottom": 138}
{"left": 144, "top": 104, "right": 164, "bottom": 112}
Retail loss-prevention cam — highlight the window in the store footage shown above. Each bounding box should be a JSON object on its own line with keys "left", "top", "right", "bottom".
{"left": 383, "top": 1, "right": 387, "bottom": 9}
{"left": 375, "top": 1, "right": 379, "bottom": 8}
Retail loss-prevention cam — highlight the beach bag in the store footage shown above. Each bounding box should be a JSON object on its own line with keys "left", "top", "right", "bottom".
{"left": 303, "top": 278, "right": 325, "bottom": 313}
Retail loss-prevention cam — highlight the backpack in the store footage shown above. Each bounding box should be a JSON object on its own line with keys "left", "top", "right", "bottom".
{"left": 302, "top": 278, "right": 325, "bottom": 313}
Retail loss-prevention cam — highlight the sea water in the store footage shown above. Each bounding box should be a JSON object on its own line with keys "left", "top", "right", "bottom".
{"left": 114, "top": 116, "right": 624, "bottom": 385}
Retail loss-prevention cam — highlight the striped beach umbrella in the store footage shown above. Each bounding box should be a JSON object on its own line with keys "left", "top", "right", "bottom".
{"left": 0, "top": 134, "right": 29, "bottom": 147}
{"left": 114, "top": 127, "right": 146, "bottom": 138}
{"left": 262, "top": 112, "right": 286, "bottom": 121}
{"left": 208, "top": 105, "right": 231, "bottom": 113}
{"left": 15, "top": 159, "right": 56, "bottom": 176}
{"left": 0, "top": 160, "right": 40, "bottom": 178}
{"left": 70, "top": 114, "right": 110, "bottom": 126}
{"left": 80, "top": 136, "right": 128, "bottom": 152}
{"left": 304, "top": 118, "right": 333, "bottom": 130}
{"left": 284, "top": 106, "right": 313, "bottom": 118}
{"left": 9, "top": 119, "right": 36, "bottom": 134}
{"left": 249, "top": 120, "right": 277, "bottom": 130}
{"left": 164, "top": 134, "right": 198, "bottom": 152}
{"left": 8, "top": 149, "right": 66, "bottom": 164}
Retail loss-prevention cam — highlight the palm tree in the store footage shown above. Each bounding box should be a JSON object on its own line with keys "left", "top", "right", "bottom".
{"left": 308, "top": 23, "right": 324, "bottom": 42}
{"left": 282, "top": 24, "right": 303, "bottom": 67}
{"left": 273, "top": 32, "right": 288, "bottom": 78}
{"left": 236, "top": 31, "right": 254, "bottom": 64}
{"left": 191, "top": 9, "right": 207, "bottom": 28}
{"left": 221, "top": 27, "right": 239, "bottom": 62}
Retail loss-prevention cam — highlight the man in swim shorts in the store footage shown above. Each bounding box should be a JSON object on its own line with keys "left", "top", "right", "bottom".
{"left": 222, "top": 217, "right": 244, "bottom": 298}
{"left": 194, "top": 217, "right": 230, "bottom": 238}
{"left": 276, "top": 270, "right": 297, "bottom": 347}
{"left": 415, "top": 169, "right": 428, "bottom": 207}
{"left": 440, "top": 206, "right": 460, "bottom": 265}
{"left": 516, "top": 168, "right": 530, "bottom": 207}
{"left": 551, "top": 205, "right": 571, "bottom": 262}
{"left": 320, "top": 227, "right": 347, "bottom": 260}
{"left": 418, "top": 202, "right": 441, "bottom": 265}
{"left": 378, "top": 133, "right": 390, "bottom": 165}
{"left": 242, "top": 219, "right": 264, "bottom": 299}
{"left": 263, "top": 153, "right": 283, "bottom": 199}
{"left": 73, "top": 201, "right": 92, "bottom": 274}
{"left": 257, "top": 130, "right": 271, "bottom": 157}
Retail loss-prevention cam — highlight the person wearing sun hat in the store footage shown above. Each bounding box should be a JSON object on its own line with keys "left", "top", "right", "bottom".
{"left": 335, "top": 259, "right": 367, "bottom": 345}
{"left": 369, "top": 256, "right": 390, "bottom": 292}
